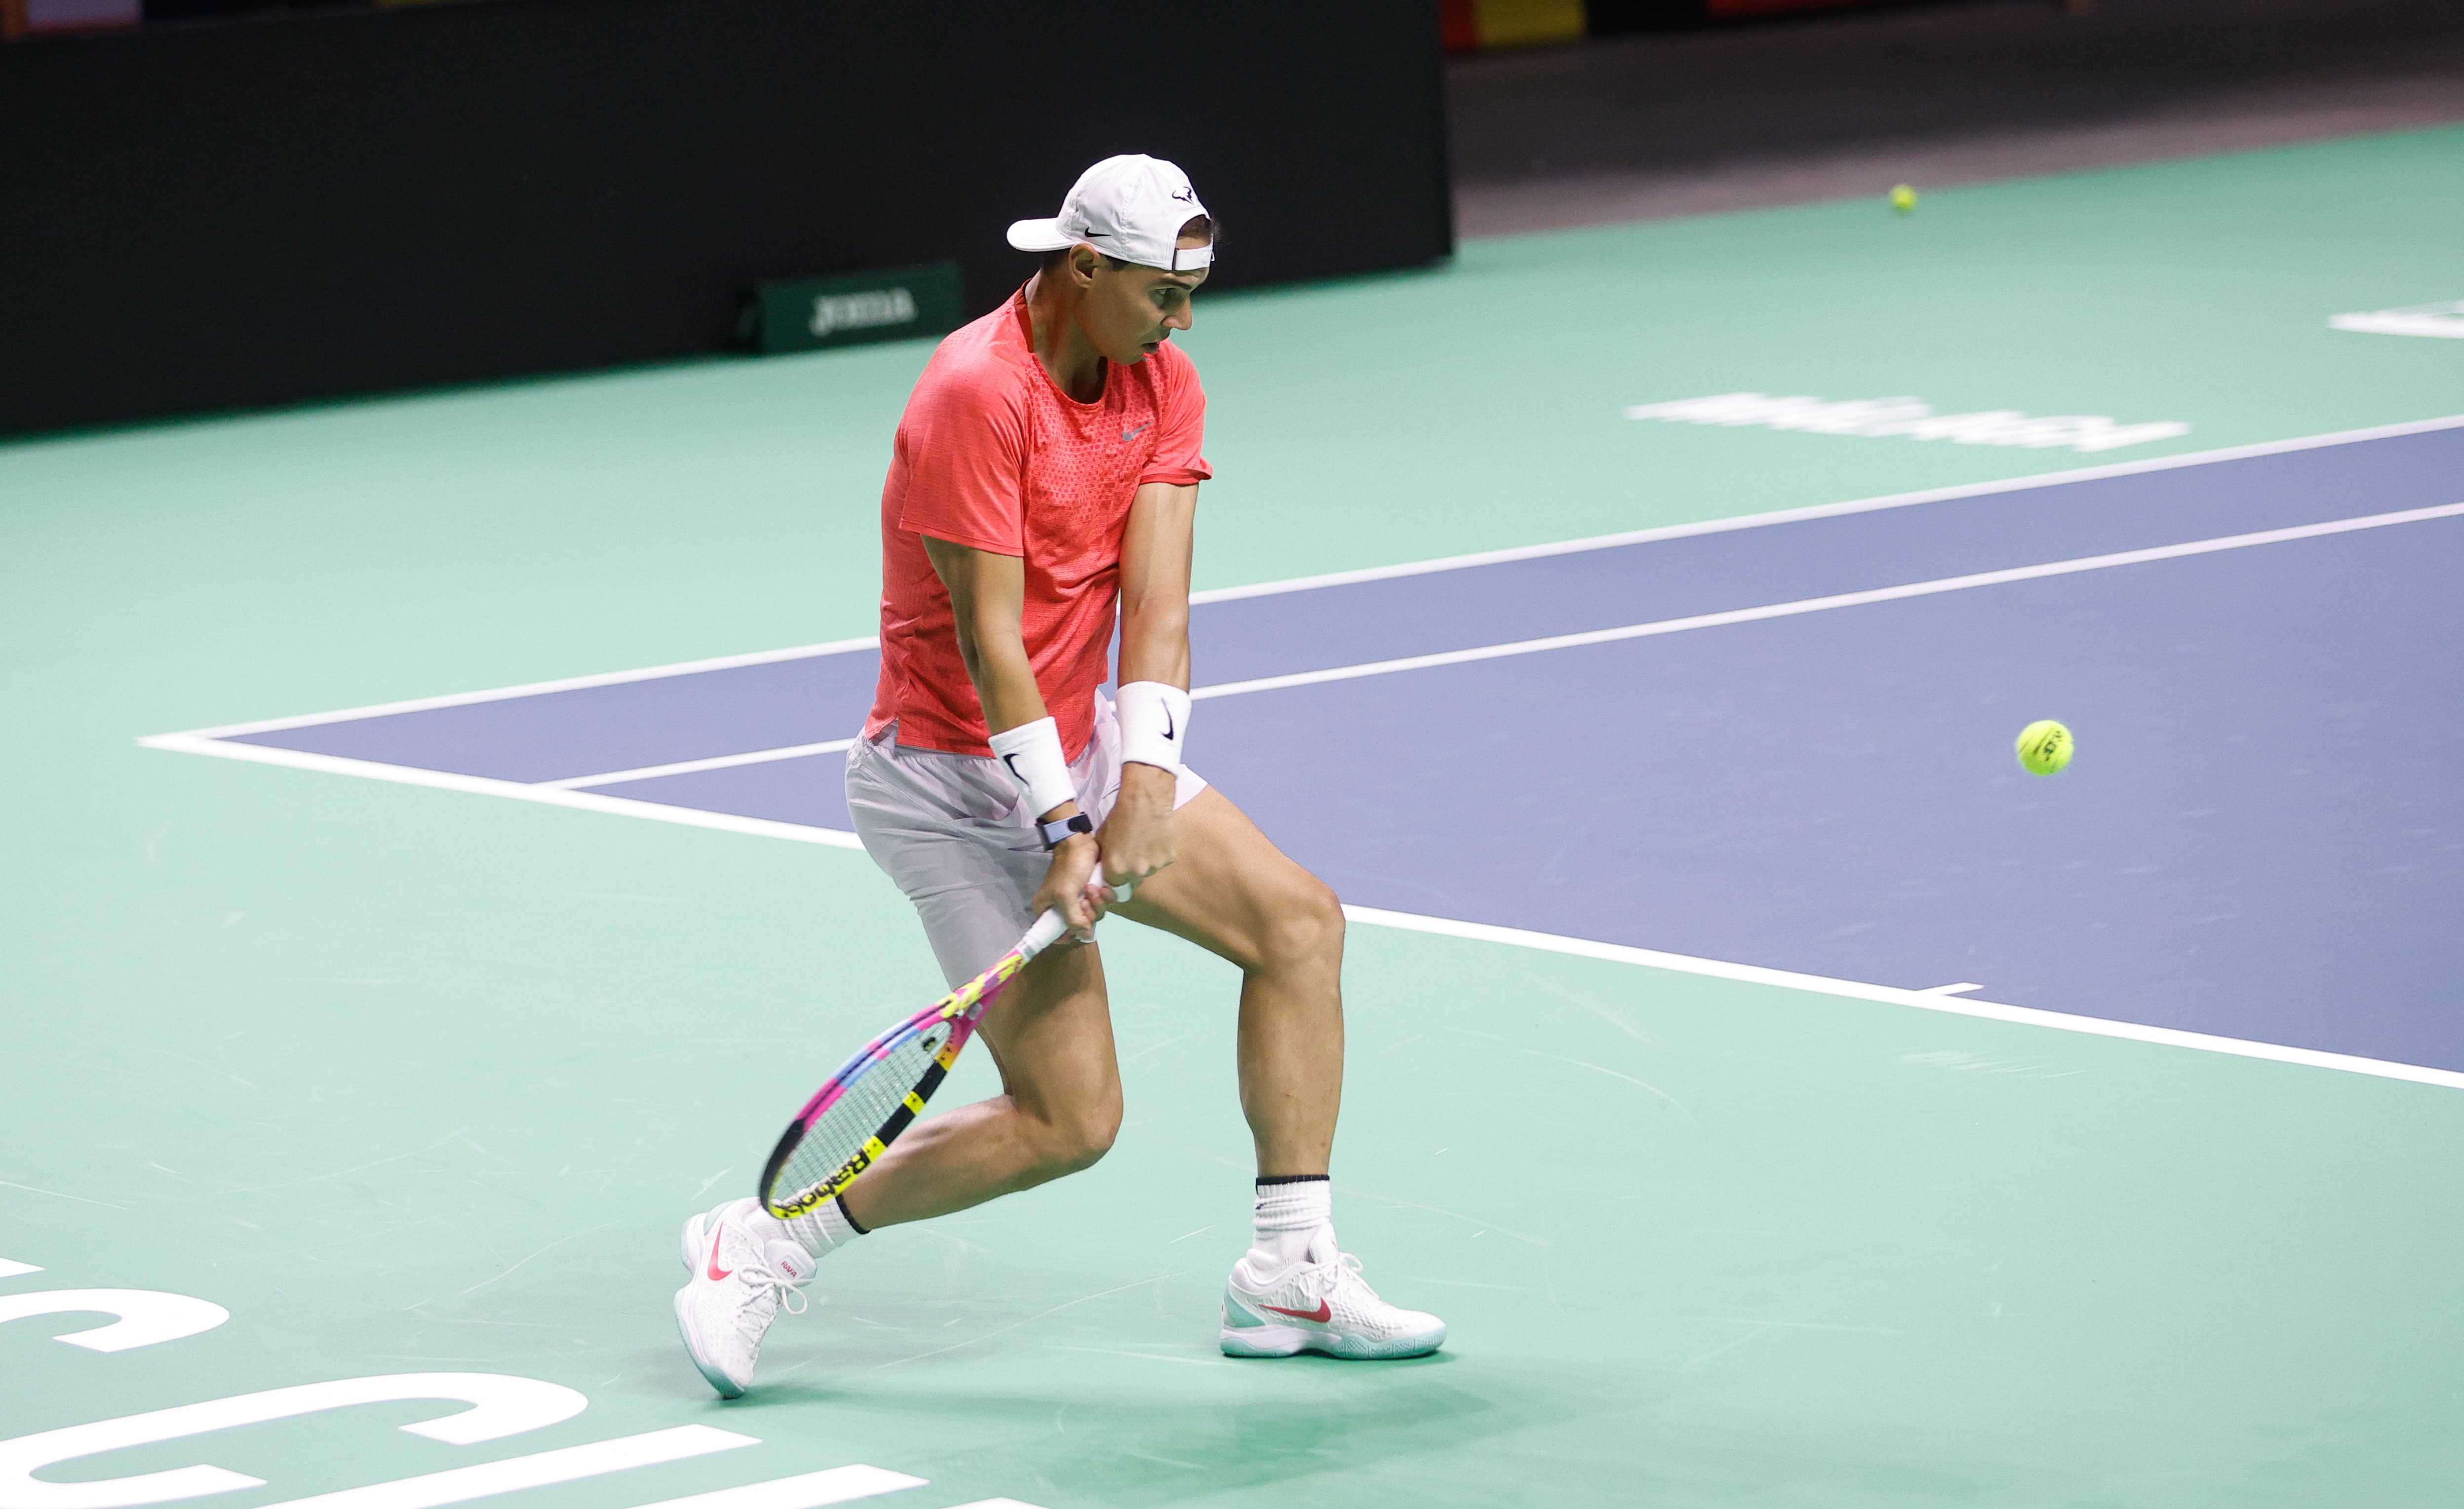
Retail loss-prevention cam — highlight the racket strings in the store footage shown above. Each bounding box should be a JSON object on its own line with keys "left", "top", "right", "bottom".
{"left": 769, "top": 1018, "right": 965, "bottom": 1215}
{"left": 762, "top": 947, "right": 1038, "bottom": 1216}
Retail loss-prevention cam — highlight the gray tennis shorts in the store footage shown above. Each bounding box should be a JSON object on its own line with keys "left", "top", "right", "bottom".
{"left": 846, "top": 693, "right": 1209, "bottom": 988}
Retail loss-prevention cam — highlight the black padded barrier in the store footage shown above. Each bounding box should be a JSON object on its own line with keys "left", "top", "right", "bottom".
{"left": 0, "top": 0, "right": 1450, "bottom": 437}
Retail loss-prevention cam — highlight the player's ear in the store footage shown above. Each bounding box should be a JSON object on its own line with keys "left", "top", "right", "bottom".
{"left": 1069, "top": 245, "right": 1102, "bottom": 286}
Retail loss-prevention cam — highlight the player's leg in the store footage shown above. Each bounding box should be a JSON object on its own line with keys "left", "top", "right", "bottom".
{"left": 1116, "top": 789, "right": 1446, "bottom": 1360}
{"left": 675, "top": 729, "right": 1122, "bottom": 1395}
{"left": 674, "top": 918, "right": 1121, "bottom": 1400}
{"left": 1114, "top": 787, "right": 1343, "bottom": 1175}
{"left": 816, "top": 727, "right": 1131, "bottom": 1230}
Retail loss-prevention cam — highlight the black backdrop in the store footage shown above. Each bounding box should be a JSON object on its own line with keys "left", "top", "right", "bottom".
{"left": 0, "top": 0, "right": 1449, "bottom": 437}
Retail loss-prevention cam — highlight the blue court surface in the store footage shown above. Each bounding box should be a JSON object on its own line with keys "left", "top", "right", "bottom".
{"left": 149, "top": 420, "right": 2464, "bottom": 1077}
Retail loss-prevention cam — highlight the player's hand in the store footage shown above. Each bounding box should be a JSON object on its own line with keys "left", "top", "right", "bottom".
{"left": 1032, "top": 830, "right": 1103, "bottom": 942}
{"left": 1096, "top": 761, "right": 1177, "bottom": 902}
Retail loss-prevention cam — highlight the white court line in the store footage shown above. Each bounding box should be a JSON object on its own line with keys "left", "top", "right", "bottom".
{"left": 624, "top": 1467, "right": 929, "bottom": 1509}
{"left": 252, "top": 1426, "right": 759, "bottom": 1509}
{"left": 132, "top": 730, "right": 2464, "bottom": 1091}
{"left": 1183, "top": 409, "right": 2464, "bottom": 603}
{"left": 137, "top": 494, "right": 2464, "bottom": 956}
{"left": 1345, "top": 907, "right": 2464, "bottom": 1093}
{"left": 541, "top": 738, "right": 858, "bottom": 790}
{"left": 1191, "top": 501, "right": 2464, "bottom": 700}
{"left": 151, "top": 498, "right": 2464, "bottom": 785}
{"left": 144, "top": 410, "right": 2464, "bottom": 743}
{"left": 135, "top": 734, "right": 865, "bottom": 851}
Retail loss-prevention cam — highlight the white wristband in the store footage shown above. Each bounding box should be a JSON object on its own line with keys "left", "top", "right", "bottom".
{"left": 986, "top": 716, "right": 1076, "bottom": 817}
{"left": 1115, "top": 681, "right": 1191, "bottom": 773}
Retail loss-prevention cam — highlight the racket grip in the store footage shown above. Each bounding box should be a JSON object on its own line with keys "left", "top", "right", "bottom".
{"left": 1020, "top": 909, "right": 1070, "bottom": 958}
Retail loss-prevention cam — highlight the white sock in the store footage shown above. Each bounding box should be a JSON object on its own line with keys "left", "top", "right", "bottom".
{"left": 1250, "top": 1175, "right": 1333, "bottom": 1275}
{"left": 778, "top": 1196, "right": 865, "bottom": 1257}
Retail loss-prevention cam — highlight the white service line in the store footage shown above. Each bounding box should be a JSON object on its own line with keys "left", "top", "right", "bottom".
{"left": 232, "top": 496, "right": 2463, "bottom": 784}
{"left": 623, "top": 1467, "right": 929, "bottom": 1509}
{"left": 139, "top": 410, "right": 2464, "bottom": 745}
{"left": 1344, "top": 906, "right": 2464, "bottom": 1093}
{"left": 251, "top": 1426, "right": 759, "bottom": 1509}
{"left": 1184, "top": 409, "right": 2464, "bottom": 604}
{"left": 1190, "top": 501, "right": 2464, "bottom": 700}
{"left": 136, "top": 734, "right": 865, "bottom": 851}
{"left": 542, "top": 738, "right": 858, "bottom": 790}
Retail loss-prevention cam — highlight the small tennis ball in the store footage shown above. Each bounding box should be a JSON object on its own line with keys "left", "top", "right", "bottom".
{"left": 1889, "top": 183, "right": 1917, "bottom": 214}
{"left": 2016, "top": 719, "right": 2073, "bottom": 776}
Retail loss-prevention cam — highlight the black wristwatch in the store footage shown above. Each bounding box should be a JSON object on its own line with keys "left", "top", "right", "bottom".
{"left": 1036, "top": 812, "right": 1095, "bottom": 851}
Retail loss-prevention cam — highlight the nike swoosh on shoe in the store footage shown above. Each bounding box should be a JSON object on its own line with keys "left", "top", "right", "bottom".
{"left": 1261, "top": 1299, "right": 1331, "bottom": 1322}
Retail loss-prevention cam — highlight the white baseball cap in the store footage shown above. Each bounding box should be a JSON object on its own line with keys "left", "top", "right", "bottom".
{"left": 1007, "top": 154, "right": 1214, "bottom": 272}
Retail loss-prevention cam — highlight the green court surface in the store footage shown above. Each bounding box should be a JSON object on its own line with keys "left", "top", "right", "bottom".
{"left": 6, "top": 127, "right": 2464, "bottom": 1507}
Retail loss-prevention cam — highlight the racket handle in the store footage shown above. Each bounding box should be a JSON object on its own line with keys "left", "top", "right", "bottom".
{"left": 1020, "top": 909, "right": 1070, "bottom": 958}
{"left": 1017, "top": 876, "right": 1130, "bottom": 964}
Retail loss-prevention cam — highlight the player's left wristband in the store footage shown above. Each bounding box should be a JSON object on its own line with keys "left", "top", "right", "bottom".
{"left": 1116, "top": 681, "right": 1191, "bottom": 773}
{"left": 988, "top": 716, "right": 1077, "bottom": 819}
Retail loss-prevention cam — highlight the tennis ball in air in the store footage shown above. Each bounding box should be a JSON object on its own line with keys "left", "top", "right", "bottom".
{"left": 2015, "top": 719, "right": 2073, "bottom": 776}
{"left": 1889, "top": 184, "right": 1917, "bottom": 214}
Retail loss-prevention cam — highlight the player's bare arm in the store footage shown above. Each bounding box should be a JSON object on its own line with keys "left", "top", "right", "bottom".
{"left": 920, "top": 532, "right": 1106, "bottom": 935}
{"left": 1102, "top": 480, "right": 1198, "bottom": 889}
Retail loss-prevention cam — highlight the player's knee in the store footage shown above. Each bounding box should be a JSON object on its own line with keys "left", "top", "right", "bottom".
{"left": 1261, "top": 876, "right": 1345, "bottom": 968}
{"left": 1063, "top": 1116, "right": 1120, "bottom": 1174}
{"left": 1034, "top": 1103, "right": 1121, "bottom": 1178}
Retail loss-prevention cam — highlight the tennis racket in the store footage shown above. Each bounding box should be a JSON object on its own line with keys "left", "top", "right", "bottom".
{"left": 758, "top": 899, "right": 1098, "bottom": 1221}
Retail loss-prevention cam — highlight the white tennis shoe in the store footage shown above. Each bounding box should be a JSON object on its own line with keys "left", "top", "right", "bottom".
{"left": 673, "top": 1196, "right": 814, "bottom": 1398}
{"left": 1220, "top": 1232, "right": 1446, "bottom": 1360}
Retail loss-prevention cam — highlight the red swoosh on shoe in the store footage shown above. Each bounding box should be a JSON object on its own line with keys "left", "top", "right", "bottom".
{"left": 705, "top": 1228, "right": 733, "bottom": 1282}
{"left": 1261, "top": 1299, "right": 1331, "bottom": 1322}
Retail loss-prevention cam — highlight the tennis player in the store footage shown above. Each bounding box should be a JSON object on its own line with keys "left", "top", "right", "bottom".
{"left": 672, "top": 154, "right": 1443, "bottom": 1396}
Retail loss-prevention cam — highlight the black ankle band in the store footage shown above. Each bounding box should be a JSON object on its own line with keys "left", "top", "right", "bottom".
{"left": 1255, "top": 1173, "right": 1330, "bottom": 1186}
{"left": 835, "top": 1194, "right": 871, "bottom": 1236}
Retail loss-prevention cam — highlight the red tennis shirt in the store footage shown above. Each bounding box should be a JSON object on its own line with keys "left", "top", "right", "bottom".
{"left": 864, "top": 288, "right": 1211, "bottom": 759}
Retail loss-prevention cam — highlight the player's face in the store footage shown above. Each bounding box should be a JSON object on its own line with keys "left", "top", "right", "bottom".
{"left": 1086, "top": 256, "right": 1207, "bottom": 365}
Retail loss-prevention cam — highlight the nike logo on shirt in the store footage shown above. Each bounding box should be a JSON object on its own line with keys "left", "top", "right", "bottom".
{"left": 1121, "top": 423, "right": 1151, "bottom": 442}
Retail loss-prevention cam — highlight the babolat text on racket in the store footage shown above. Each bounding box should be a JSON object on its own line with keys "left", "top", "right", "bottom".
{"left": 758, "top": 906, "right": 1075, "bottom": 1220}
